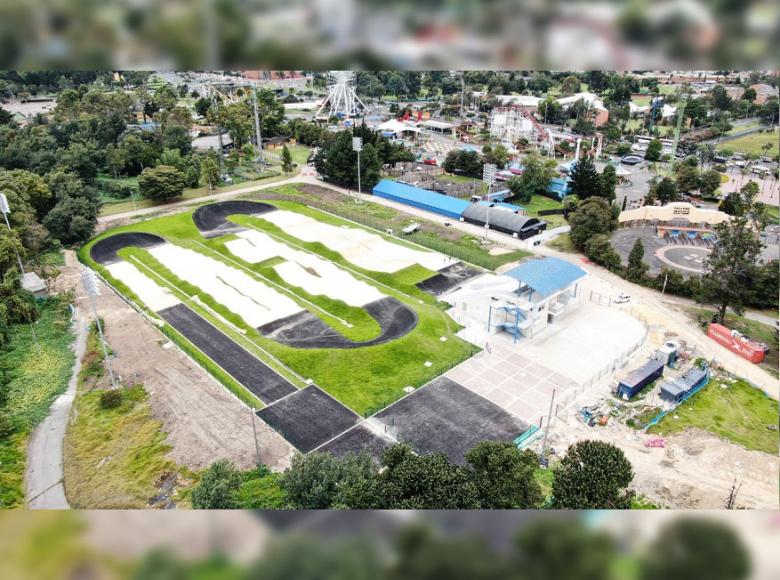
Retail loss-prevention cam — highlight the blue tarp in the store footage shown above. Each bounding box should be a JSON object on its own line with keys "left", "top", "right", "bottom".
{"left": 504, "top": 257, "right": 586, "bottom": 297}
{"left": 372, "top": 179, "right": 470, "bottom": 219}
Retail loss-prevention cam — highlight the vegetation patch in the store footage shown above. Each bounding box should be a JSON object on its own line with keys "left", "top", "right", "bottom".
{"left": 63, "top": 326, "right": 194, "bottom": 508}
{"left": 0, "top": 297, "right": 75, "bottom": 508}
{"left": 648, "top": 376, "right": 779, "bottom": 455}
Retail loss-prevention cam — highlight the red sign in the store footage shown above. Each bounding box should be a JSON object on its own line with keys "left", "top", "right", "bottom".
{"left": 707, "top": 323, "right": 766, "bottom": 363}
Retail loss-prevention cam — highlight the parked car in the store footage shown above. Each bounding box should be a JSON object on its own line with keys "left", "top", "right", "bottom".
{"left": 615, "top": 293, "right": 631, "bottom": 304}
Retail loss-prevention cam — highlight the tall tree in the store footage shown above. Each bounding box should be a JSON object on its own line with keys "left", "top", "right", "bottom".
{"left": 507, "top": 152, "right": 557, "bottom": 204}
{"left": 465, "top": 441, "right": 543, "bottom": 509}
{"left": 640, "top": 519, "right": 750, "bottom": 580}
{"left": 699, "top": 185, "right": 764, "bottom": 323}
{"left": 568, "top": 156, "right": 602, "bottom": 200}
{"left": 625, "top": 238, "right": 649, "bottom": 282}
{"left": 280, "top": 144, "right": 294, "bottom": 176}
{"left": 644, "top": 138, "right": 663, "bottom": 161}
{"left": 568, "top": 197, "right": 617, "bottom": 249}
{"left": 551, "top": 440, "right": 635, "bottom": 509}
{"left": 599, "top": 164, "right": 617, "bottom": 202}
{"left": 199, "top": 155, "right": 219, "bottom": 195}
{"left": 137, "top": 165, "right": 186, "bottom": 201}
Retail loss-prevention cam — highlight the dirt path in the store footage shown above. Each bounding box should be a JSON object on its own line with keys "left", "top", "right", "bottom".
{"left": 60, "top": 251, "right": 294, "bottom": 473}
{"left": 551, "top": 418, "right": 779, "bottom": 509}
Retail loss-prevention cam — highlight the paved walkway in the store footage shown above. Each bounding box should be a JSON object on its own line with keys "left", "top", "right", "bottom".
{"left": 25, "top": 307, "right": 87, "bottom": 509}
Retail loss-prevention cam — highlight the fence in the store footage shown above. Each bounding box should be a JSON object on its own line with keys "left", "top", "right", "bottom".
{"left": 642, "top": 368, "right": 711, "bottom": 431}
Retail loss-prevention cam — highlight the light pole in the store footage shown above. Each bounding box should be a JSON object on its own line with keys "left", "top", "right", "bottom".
{"left": 482, "top": 163, "right": 496, "bottom": 241}
{"left": 81, "top": 269, "right": 118, "bottom": 390}
{"left": 352, "top": 136, "right": 363, "bottom": 202}
{"left": 0, "top": 192, "right": 25, "bottom": 274}
{"left": 252, "top": 86, "right": 264, "bottom": 166}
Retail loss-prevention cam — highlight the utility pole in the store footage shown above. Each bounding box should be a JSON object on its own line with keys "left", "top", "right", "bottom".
{"left": 82, "top": 269, "right": 118, "bottom": 390}
{"left": 252, "top": 86, "right": 264, "bottom": 165}
{"left": 352, "top": 136, "right": 363, "bottom": 202}
{"left": 539, "top": 388, "right": 556, "bottom": 466}
{"left": 250, "top": 408, "right": 262, "bottom": 466}
{"left": 0, "top": 192, "right": 25, "bottom": 274}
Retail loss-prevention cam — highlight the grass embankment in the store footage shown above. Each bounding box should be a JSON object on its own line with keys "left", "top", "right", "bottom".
{"left": 686, "top": 307, "right": 778, "bottom": 378}
{"left": 648, "top": 376, "right": 779, "bottom": 455}
{"left": 546, "top": 232, "right": 577, "bottom": 253}
{"left": 0, "top": 297, "right": 75, "bottom": 508}
{"left": 80, "top": 202, "right": 476, "bottom": 415}
{"left": 717, "top": 128, "right": 778, "bottom": 156}
{"left": 63, "top": 324, "right": 195, "bottom": 508}
{"left": 522, "top": 195, "right": 566, "bottom": 228}
{"left": 259, "top": 183, "right": 532, "bottom": 270}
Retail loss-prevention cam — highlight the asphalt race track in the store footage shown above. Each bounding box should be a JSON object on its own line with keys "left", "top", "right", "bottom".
{"left": 90, "top": 232, "right": 167, "bottom": 265}
{"left": 317, "top": 423, "right": 395, "bottom": 463}
{"left": 258, "top": 297, "right": 418, "bottom": 349}
{"left": 373, "top": 377, "right": 529, "bottom": 464}
{"left": 416, "top": 262, "right": 481, "bottom": 296}
{"left": 158, "top": 304, "right": 297, "bottom": 404}
{"left": 192, "top": 200, "right": 276, "bottom": 236}
{"left": 256, "top": 386, "right": 361, "bottom": 453}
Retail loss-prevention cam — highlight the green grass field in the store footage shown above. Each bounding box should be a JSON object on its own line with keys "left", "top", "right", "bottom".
{"left": 717, "top": 129, "right": 778, "bottom": 156}
{"left": 81, "top": 201, "right": 477, "bottom": 415}
{"left": 648, "top": 376, "right": 779, "bottom": 454}
{"left": 0, "top": 297, "right": 76, "bottom": 508}
{"left": 522, "top": 195, "right": 566, "bottom": 228}
{"left": 63, "top": 325, "right": 194, "bottom": 508}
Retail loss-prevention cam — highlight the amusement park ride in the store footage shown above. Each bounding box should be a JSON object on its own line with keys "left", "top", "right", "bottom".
{"left": 315, "top": 71, "right": 367, "bottom": 120}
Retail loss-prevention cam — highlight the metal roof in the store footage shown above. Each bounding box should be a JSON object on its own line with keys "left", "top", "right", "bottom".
{"left": 505, "top": 257, "right": 586, "bottom": 297}
{"left": 372, "top": 179, "right": 470, "bottom": 217}
{"left": 462, "top": 204, "right": 542, "bottom": 234}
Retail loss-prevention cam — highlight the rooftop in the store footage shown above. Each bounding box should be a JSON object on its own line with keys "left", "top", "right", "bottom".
{"left": 372, "top": 179, "right": 471, "bottom": 216}
{"left": 505, "top": 257, "right": 586, "bottom": 297}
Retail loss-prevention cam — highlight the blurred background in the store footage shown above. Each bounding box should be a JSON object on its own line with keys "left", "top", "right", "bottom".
{"left": 1, "top": 510, "right": 779, "bottom": 580}
{"left": 0, "top": 0, "right": 777, "bottom": 70}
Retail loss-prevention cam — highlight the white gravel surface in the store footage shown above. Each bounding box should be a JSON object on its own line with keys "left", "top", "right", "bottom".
{"left": 259, "top": 209, "right": 450, "bottom": 273}
{"left": 227, "top": 230, "right": 385, "bottom": 307}
{"left": 106, "top": 261, "right": 180, "bottom": 312}
{"left": 149, "top": 244, "right": 303, "bottom": 327}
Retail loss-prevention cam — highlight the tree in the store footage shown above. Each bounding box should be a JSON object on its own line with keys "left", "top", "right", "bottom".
{"left": 675, "top": 163, "right": 700, "bottom": 193}
{"left": 568, "top": 156, "right": 602, "bottom": 200}
{"left": 625, "top": 238, "right": 649, "bottom": 282}
{"left": 191, "top": 459, "right": 241, "bottom": 509}
{"left": 43, "top": 195, "right": 98, "bottom": 244}
{"left": 377, "top": 444, "right": 480, "bottom": 509}
{"left": 162, "top": 124, "right": 191, "bottom": 155}
{"left": 568, "top": 197, "right": 617, "bottom": 249}
{"left": 279, "top": 451, "right": 378, "bottom": 509}
{"left": 194, "top": 97, "right": 211, "bottom": 118}
{"left": 699, "top": 169, "right": 722, "bottom": 198}
{"left": 199, "top": 155, "right": 220, "bottom": 195}
{"left": 507, "top": 152, "right": 557, "bottom": 204}
{"left": 741, "top": 87, "right": 756, "bottom": 102}
{"left": 138, "top": 165, "right": 186, "bottom": 201}
{"left": 711, "top": 85, "right": 733, "bottom": 111}
{"left": 280, "top": 144, "right": 294, "bottom": 176}
{"left": 314, "top": 131, "right": 382, "bottom": 189}
{"left": 551, "top": 440, "right": 635, "bottom": 509}
{"left": 599, "top": 165, "right": 617, "bottom": 202}
{"left": 560, "top": 75, "right": 581, "bottom": 96}
{"left": 465, "top": 441, "right": 542, "bottom": 508}
{"left": 654, "top": 177, "right": 679, "bottom": 204}
{"left": 699, "top": 184, "right": 764, "bottom": 323}
{"left": 513, "top": 519, "right": 617, "bottom": 580}
{"left": 644, "top": 138, "right": 663, "bottom": 161}
{"left": 640, "top": 518, "right": 750, "bottom": 580}
{"left": 585, "top": 234, "right": 622, "bottom": 272}
{"left": 104, "top": 143, "right": 125, "bottom": 179}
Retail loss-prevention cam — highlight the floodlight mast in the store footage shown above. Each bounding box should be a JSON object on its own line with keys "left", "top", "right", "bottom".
{"left": 352, "top": 136, "right": 363, "bottom": 199}
{"left": 81, "top": 269, "right": 118, "bottom": 390}
{"left": 0, "top": 192, "right": 25, "bottom": 274}
{"left": 482, "top": 164, "right": 496, "bottom": 241}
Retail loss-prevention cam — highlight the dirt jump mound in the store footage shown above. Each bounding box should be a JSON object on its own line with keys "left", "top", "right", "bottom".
{"left": 90, "top": 233, "right": 167, "bottom": 265}
{"left": 192, "top": 200, "right": 276, "bottom": 236}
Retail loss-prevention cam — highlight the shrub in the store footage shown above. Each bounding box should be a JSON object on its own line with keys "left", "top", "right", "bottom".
{"left": 99, "top": 389, "right": 123, "bottom": 409}
{"left": 0, "top": 413, "right": 15, "bottom": 439}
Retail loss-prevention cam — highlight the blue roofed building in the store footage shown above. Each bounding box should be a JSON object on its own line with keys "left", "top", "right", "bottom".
{"left": 372, "top": 179, "right": 470, "bottom": 219}
{"left": 489, "top": 257, "right": 587, "bottom": 339}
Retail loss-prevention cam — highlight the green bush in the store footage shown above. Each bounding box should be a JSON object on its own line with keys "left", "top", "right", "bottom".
{"left": 0, "top": 413, "right": 15, "bottom": 439}
{"left": 99, "top": 389, "right": 123, "bottom": 409}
